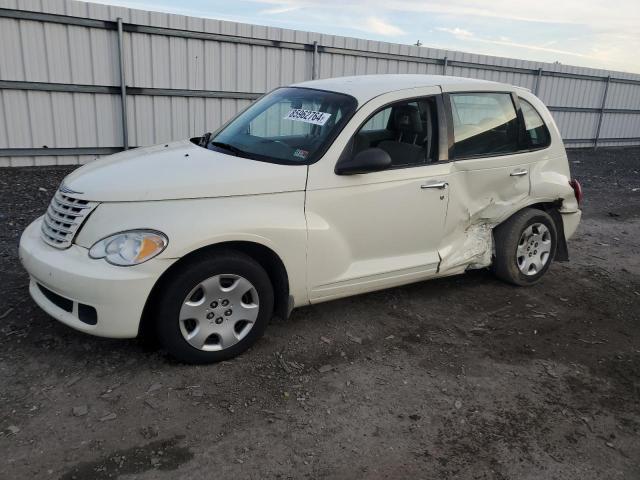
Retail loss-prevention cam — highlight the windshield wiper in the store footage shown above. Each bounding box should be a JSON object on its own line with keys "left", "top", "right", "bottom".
{"left": 198, "top": 132, "right": 212, "bottom": 147}
{"left": 209, "top": 141, "right": 246, "bottom": 157}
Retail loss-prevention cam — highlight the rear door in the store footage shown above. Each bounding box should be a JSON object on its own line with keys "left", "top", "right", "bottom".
{"left": 437, "top": 90, "right": 535, "bottom": 274}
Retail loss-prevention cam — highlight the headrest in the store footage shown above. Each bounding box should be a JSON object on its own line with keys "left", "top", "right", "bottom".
{"left": 390, "top": 104, "right": 423, "bottom": 134}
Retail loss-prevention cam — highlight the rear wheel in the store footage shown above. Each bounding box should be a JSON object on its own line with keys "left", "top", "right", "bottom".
{"left": 155, "top": 251, "right": 274, "bottom": 364}
{"left": 493, "top": 208, "right": 557, "bottom": 286}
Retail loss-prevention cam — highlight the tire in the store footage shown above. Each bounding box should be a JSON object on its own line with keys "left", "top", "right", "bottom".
{"left": 155, "top": 250, "right": 274, "bottom": 364}
{"left": 493, "top": 208, "right": 557, "bottom": 286}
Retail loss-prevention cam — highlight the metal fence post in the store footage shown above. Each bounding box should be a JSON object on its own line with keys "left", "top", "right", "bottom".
{"left": 312, "top": 41, "right": 318, "bottom": 80}
{"left": 534, "top": 68, "right": 543, "bottom": 95}
{"left": 594, "top": 75, "right": 611, "bottom": 149}
{"left": 117, "top": 18, "right": 129, "bottom": 150}
{"left": 442, "top": 56, "right": 448, "bottom": 75}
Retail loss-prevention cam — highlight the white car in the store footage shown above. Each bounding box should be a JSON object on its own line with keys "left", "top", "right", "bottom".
{"left": 19, "top": 74, "right": 582, "bottom": 364}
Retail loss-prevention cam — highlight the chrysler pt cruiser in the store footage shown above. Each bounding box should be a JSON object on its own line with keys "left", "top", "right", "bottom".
{"left": 19, "top": 75, "right": 582, "bottom": 363}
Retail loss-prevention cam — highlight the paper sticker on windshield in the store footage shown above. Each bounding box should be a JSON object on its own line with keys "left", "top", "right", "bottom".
{"left": 293, "top": 148, "right": 309, "bottom": 160}
{"left": 284, "top": 109, "right": 332, "bottom": 126}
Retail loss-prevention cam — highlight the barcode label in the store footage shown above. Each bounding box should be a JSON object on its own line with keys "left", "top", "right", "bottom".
{"left": 284, "top": 109, "right": 332, "bottom": 126}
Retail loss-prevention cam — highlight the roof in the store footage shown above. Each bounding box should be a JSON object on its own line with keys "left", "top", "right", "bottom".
{"left": 292, "top": 74, "right": 511, "bottom": 104}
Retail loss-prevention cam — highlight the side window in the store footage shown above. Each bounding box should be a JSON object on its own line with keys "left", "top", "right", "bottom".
{"left": 360, "top": 107, "right": 392, "bottom": 132}
{"left": 519, "top": 98, "right": 551, "bottom": 149}
{"left": 449, "top": 93, "right": 518, "bottom": 158}
{"left": 352, "top": 97, "right": 438, "bottom": 168}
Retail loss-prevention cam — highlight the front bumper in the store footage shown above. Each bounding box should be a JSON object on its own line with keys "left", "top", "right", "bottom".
{"left": 19, "top": 217, "right": 176, "bottom": 338}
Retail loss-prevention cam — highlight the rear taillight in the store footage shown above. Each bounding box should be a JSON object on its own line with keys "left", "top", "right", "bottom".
{"left": 569, "top": 179, "right": 583, "bottom": 206}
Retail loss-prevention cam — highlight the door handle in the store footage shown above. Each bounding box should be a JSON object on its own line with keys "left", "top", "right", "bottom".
{"left": 421, "top": 181, "right": 448, "bottom": 190}
{"left": 510, "top": 169, "right": 528, "bottom": 177}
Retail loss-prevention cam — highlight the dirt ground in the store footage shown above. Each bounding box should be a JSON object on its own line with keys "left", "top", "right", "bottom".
{"left": 0, "top": 147, "right": 639, "bottom": 480}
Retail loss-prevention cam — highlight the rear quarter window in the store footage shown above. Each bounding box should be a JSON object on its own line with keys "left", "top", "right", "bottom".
{"left": 519, "top": 98, "right": 551, "bottom": 149}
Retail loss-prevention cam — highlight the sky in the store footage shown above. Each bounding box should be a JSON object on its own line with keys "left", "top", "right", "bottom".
{"left": 95, "top": 0, "right": 640, "bottom": 74}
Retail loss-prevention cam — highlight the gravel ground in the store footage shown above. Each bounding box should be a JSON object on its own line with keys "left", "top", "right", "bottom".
{"left": 0, "top": 147, "right": 639, "bottom": 480}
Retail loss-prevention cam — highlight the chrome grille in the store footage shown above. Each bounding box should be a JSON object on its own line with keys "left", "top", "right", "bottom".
{"left": 40, "top": 189, "right": 97, "bottom": 249}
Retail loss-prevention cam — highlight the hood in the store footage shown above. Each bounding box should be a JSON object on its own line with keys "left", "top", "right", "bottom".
{"left": 63, "top": 140, "right": 308, "bottom": 202}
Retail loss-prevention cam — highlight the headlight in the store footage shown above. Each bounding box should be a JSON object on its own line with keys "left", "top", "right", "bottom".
{"left": 89, "top": 230, "right": 168, "bottom": 266}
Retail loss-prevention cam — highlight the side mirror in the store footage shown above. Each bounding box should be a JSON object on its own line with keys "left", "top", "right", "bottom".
{"left": 335, "top": 147, "right": 392, "bottom": 175}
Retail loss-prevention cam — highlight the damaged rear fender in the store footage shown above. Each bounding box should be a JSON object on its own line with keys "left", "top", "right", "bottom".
{"left": 437, "top": 201, "right": 569, "bottom": 276}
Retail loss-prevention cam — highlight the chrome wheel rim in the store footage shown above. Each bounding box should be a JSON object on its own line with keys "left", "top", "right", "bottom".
{"left": 179, "top": 274, "right": 259, "bottom": 351}
{"left": 516, "top": 223, "right": 552, "bottom": 276}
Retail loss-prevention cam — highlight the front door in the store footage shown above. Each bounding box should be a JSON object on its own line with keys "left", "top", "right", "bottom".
{"left": 305, "top": 90, "right": 451, "bottom": 303}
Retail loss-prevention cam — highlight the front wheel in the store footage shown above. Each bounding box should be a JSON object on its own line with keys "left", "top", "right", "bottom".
{"left": 154, "top": 251, "right": 274, "bottom": 364}
{"left": 493, "top": 208, "right": 557, "bottom": 286}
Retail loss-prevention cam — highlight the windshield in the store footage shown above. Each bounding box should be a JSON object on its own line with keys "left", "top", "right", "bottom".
{"left": 207, "top": 87, "right": 357, "bottom": 164}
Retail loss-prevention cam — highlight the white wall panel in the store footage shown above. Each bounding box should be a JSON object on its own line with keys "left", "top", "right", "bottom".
{"left": 1, "top": 0, "right": 640, "bottom": 166}
{"left": 552, "top": 111, "right": 600, "bottom": 140}
{"left": 606, "top": 82, "right": 640, "bottom": 110}
{"left": 601, "top": 113, "right": 640, "bottom": 139}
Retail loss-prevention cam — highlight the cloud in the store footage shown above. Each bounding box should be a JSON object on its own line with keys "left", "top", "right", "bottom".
{"left": 436, "top": 26, "right": 590, "bottom": 58}
{"left": 586, "top": 31, "right": 640, "bottom": 73}
{"left": 251, "top": 0, "right": 639, "bottom": 34}
{"left": 475, "top": 37, "right": 590, "bottom": 58}
{"left": 259, "top": 5, "right": 301, "bottom": 14}
{"left": 264, "top": 0, "right": 639, "bottom": 30}
{"left": 361, "top": 17, "right": 404, "bottom": 36}
{"left": 436, "top": 27, "right": 473, "bottom": 39}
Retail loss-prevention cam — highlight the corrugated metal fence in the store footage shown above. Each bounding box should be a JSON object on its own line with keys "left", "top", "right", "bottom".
{"left": 1, "top": 0, "right": 640, "bottom": 167}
